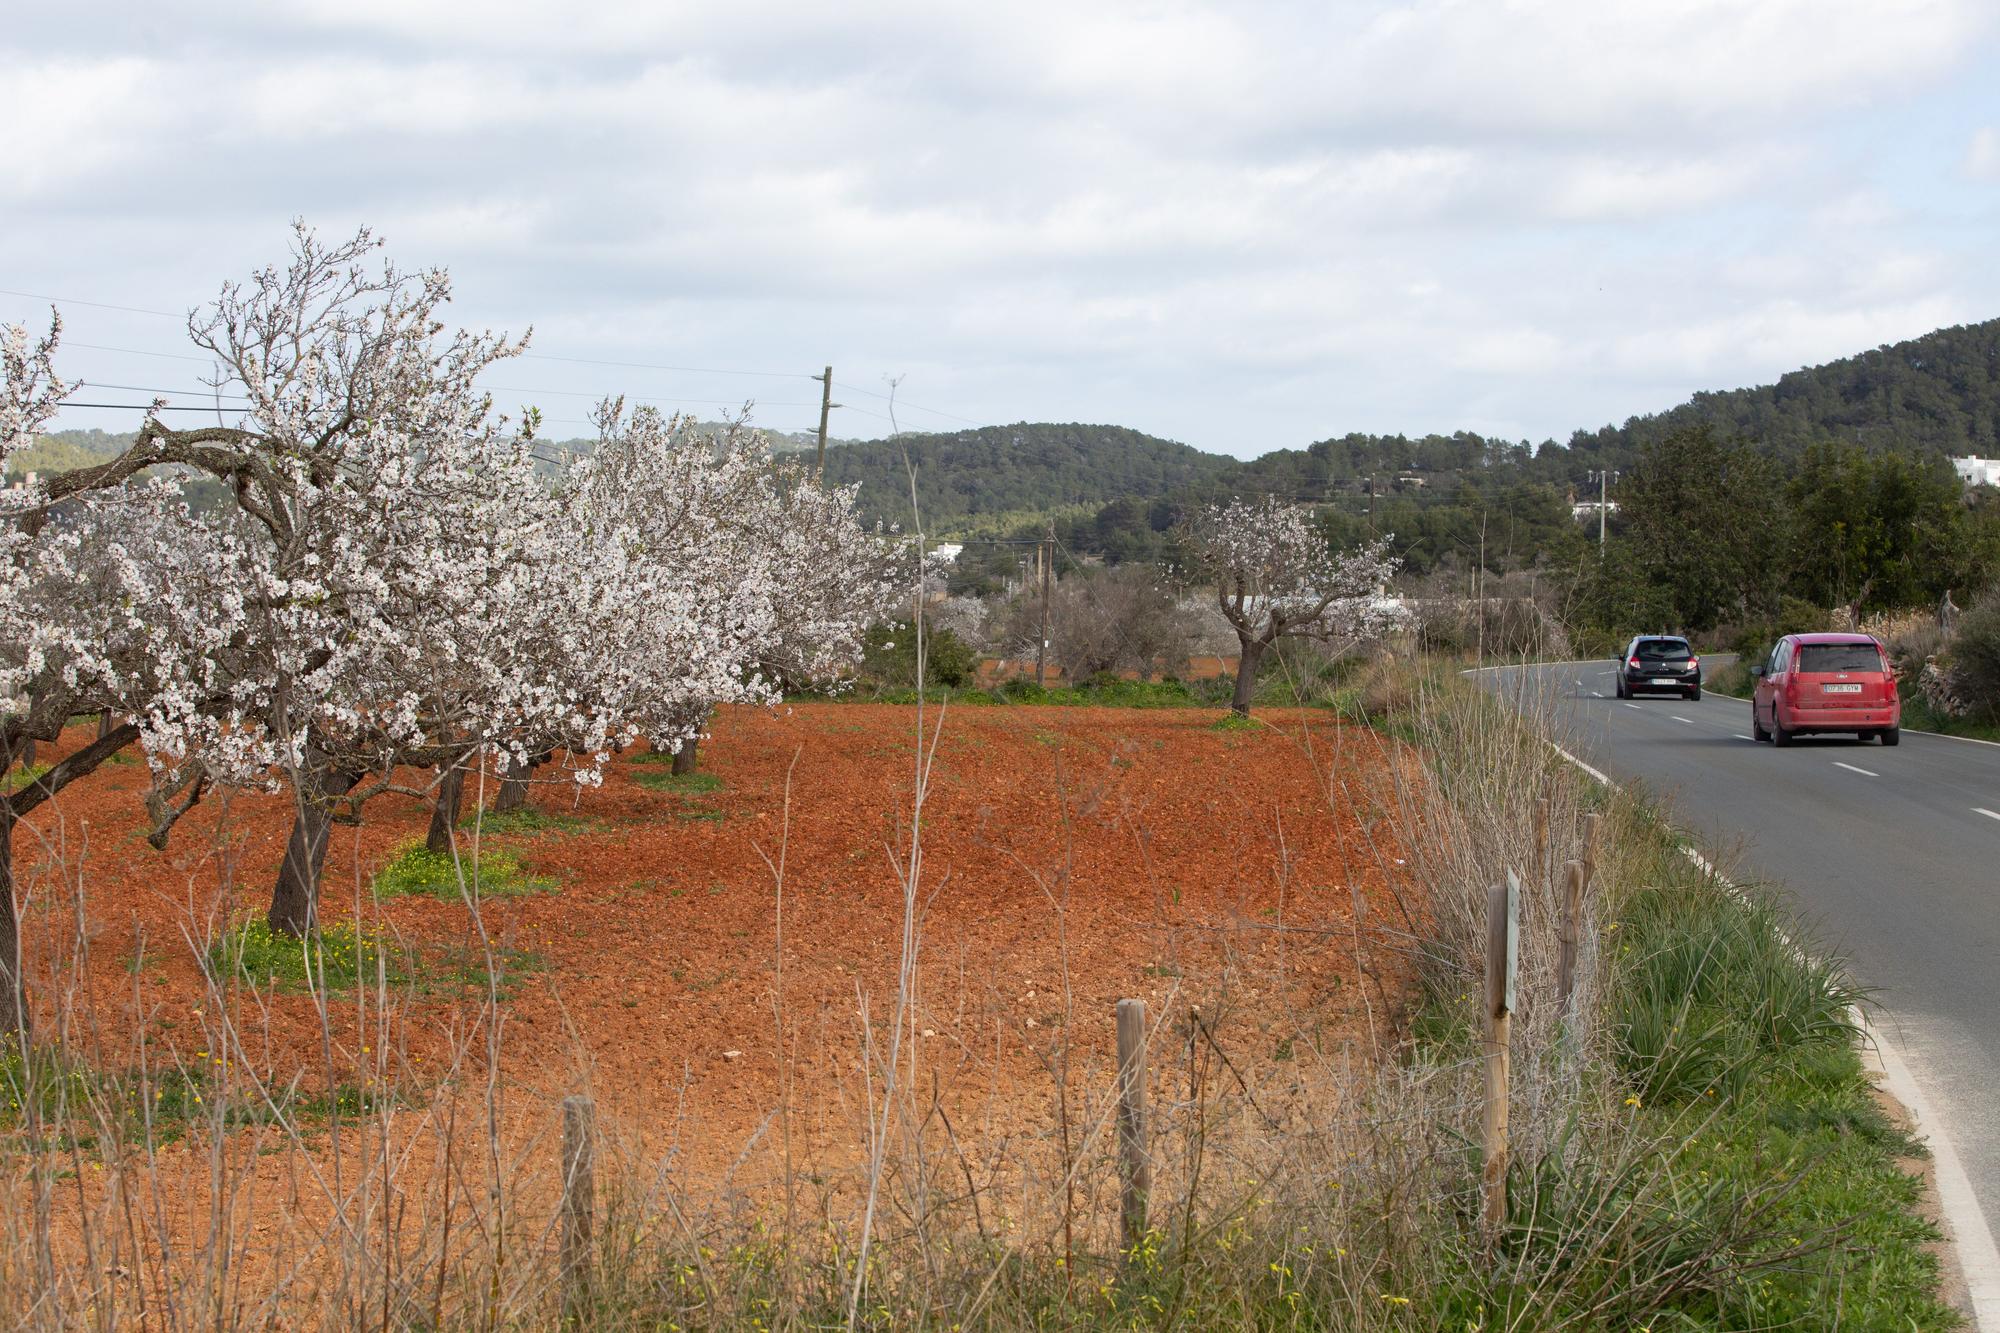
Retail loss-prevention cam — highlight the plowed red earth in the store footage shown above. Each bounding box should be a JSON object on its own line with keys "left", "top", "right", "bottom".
{"left": 13, "top": 703, "right": 1416, "bottom": 1186}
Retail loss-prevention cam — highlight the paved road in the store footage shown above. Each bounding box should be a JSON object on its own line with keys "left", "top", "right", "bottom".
{"left": 1481, "top": 659, "right": 2000, "bottom": 1250}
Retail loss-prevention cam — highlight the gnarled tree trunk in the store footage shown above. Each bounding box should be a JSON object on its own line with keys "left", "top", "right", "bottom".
{"left": 494, "top": 750, "right": 548, "bottom": 814}
{"left": 672, "top": 737, "right": 699, "bottom": 776}
{"left": 1231, "top": 637, "right": 1266, "bottom": 717}
{"left": 426, "top": 761, "right": 467, "bottom": 854}
{"left": 268, "top": 761, "right": 362, "bottom": 937}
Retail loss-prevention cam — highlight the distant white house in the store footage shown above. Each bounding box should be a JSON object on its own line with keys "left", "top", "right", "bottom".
{"left": 1952, "top": 457, "right": 2000, "bottom": 488}
{"left": 930, "top": 542, "right": 963, "bottom": 564}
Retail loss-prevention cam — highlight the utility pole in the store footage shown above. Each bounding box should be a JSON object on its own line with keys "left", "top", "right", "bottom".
{"left": 1589, "top": 469, "right": 1618, "bottom": 551}
{"left": 813, "top": 366, "right": 836, "bottom": 480}
{"left": 1035, "top": 530, "right": 1054, "bottom": 687}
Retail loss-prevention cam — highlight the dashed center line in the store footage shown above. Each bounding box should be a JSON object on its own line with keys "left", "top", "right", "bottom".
{"left": 1734, "top": 733, "right": 1753, "bottom": 741}
{"left": 1833, "top": 761, "right": 1880, "bottom": 778}
{"left": 1671, "top": 715, "right": 1695, "bottom": 725}
{"left": 1622, "top": 702, "right": 1641, "bottom": 710}
{"left": 1976, "top": 807, "right": 2000, "bottom": 823}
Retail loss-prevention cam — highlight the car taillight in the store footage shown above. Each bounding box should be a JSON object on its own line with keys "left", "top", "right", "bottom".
{"left": 1627, "top": 657, "right": 1641, "bottom": 669}
{"left": 1687, "top": 656, "right": 1699, "bottom": 671}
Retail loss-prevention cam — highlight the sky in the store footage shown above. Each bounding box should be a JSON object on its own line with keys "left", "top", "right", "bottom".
{"left": 5, "top": 0, "right": 1999, "bottom": 457}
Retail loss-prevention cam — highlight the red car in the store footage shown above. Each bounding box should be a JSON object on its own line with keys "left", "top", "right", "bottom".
{"left": 1750, "top": 632, "right": 1900, "bottom": 746}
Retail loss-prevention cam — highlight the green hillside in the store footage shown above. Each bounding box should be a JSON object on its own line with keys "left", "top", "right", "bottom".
{"left": 1568, "top": 317, "right": 2000, "bottom": 463}
{"left": 821, "top": 422, "right": 1235, "bottom": 528}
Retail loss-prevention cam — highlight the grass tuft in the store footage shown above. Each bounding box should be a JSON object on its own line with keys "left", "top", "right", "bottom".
{"left": 634, "top": 769, "right": 723, "bottom": 795}
{"left": 3, "top": 761, "right": 50, "bottom": 794}
{"left": 208, "top": 917, "right": 402, "bottom": 991}
{"left": 371, "top": 840, "right": 556, "bottom": 900}
{"left": 460, "top": 805, "right": 594, "bottom": 836}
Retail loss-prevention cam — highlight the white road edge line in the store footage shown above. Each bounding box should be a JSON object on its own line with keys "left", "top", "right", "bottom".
{"left": 1544, "top": 741, "right": 2000, "bottom": 1331}
{"left": 1976, "top": 808, "right": 2000, "bottom": 823}
{"left": 1734, "top": 734, "right": 1753, "bottom": 741}
{"left": 1833, "top": 761, "right": 1880, "bottom": 778}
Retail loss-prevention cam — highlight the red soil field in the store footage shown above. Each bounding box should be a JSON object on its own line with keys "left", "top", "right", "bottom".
{"left": 11, "top": 702, "right": 1416, "bottom": 1188}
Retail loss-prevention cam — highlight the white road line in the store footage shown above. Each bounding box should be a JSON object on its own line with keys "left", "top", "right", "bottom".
{"left": 1867, "top": 1020, "right": 2000, "bottom": 1332}
{"left": 1671, "top": 715, "right": 1695, "bottom": 725}
{"left": 1622, "top": 702, "right": 1641, "bottom": 710}
{"left": 1976, "top": 808, "right": 2000, "bottom": 823}
{"left": 1734, "top": 733, "right": 1753, "bottom": 741}
{"left": 1833, "top": 761, "right": 1880, "bottom": 778}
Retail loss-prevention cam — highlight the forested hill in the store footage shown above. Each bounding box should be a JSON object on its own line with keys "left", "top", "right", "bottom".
{"left": 820, "top": 422, "right": 1234, "bottom": 527}
{"left": 1568, "top": 316, "right": 2000, "bottom": 462}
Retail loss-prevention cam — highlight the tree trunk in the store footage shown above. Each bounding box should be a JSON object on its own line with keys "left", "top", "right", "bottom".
{"left": 97, "top": 712, "right": 115, "bottom": 742}
{"left": 426, "top": 761, "right": 467, "bottom": 855}
{"left": 2, "top": 720, "right": 142, "bottom": 1034}
{"left": 672, "top": 737, "right": 699, "bottom": 776}
{"left": 1231, "top": 639, "right": 1265, "bottom": 717}
{"left": 268, "top": 763, "right": 361, "bottom": 937}
{"left": 0, "top": 806, "right": 22, "bottom": 1036}
{"left": 494, "top": 750, "right": 546, "bottom": 815}
{"left": 17, "top": 739, "right": 32, "bottom": 768}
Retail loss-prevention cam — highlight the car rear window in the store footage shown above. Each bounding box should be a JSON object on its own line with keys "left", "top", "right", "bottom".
{"left": 1796, "top": 644, "right": 1882, "bottom": 673}
{"left": 1636, "top": 639, "right": 1691, "bottom": 659}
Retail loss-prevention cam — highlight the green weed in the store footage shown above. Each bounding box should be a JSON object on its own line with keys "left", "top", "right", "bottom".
{"left": 371, "top": 840, "right": 555, "bottom": 901}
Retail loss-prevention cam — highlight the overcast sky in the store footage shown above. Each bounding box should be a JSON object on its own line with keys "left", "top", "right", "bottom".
{"left": 5, "top": 1, "right": 1998, "bottom": 457}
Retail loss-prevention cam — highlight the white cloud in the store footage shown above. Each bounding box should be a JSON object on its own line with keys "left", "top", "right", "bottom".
{"left": 1968, "top": 127, "right": 2000, "bottom": 182}
{"left": 3, "top": 1, "right": 1997, "bottom": 454}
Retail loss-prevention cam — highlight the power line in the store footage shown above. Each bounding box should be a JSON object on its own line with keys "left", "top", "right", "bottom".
{"left": 0, "top": 288, "right": 181, "bottom": 318}
{"left": 833, "top": 379, "right": 983, "bottom": 427}
{"left": 7, "top": 286, "right": 957, "bottom": 430}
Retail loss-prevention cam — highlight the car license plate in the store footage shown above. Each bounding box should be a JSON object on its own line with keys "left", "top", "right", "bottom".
{"left": 1651, "top": 677, "right": 1678, "bottom": 685}
{"left": 1823, "top": 683, "right": 1862, "bottom": 693}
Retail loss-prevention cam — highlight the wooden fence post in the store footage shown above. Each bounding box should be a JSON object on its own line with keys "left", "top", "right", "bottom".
{"left": 1116, "top": 999, "right": 1151, "bottom": 1256}
{"left": 560, "top": 1095, "right": 596, "bottom": 1321}
{"left": 1482, "top": 872, "right": 1518, "bottom": 1246}
{"left": 1558, "top": 859, "right": 1585, "bottom": 1010}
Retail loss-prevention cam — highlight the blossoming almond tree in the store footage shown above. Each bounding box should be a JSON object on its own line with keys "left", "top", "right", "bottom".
{"left": 1176, "top": 497, "right": 1402, "bottom": 716}
{"left": 495, "top": 401, "right": 900, "bottom": 793}
{"left": 94, "top": 225, "right": 615, "bottom": 935}
{"left": 1, "top": 314, "right": 190, "bottom": 1032}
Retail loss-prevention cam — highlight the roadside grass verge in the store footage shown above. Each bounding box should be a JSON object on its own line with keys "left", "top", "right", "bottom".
{"left": 1332, "top": 653, "right": 1957, "bottom": 1328}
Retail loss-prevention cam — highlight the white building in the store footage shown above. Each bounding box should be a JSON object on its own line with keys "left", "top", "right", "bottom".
{"left": 1952, "top": 457, "right": 2000, "bottom": 488}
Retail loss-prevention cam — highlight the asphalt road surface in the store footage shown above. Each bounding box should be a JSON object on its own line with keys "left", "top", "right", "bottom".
{"left": 1480, "top": 658, "right": 2000, "bottom": 1266}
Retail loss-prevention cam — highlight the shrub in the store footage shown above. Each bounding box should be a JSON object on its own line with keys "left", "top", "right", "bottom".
{"left": 859, "top": 620, "right": 976, "bottom": 690}
{"left": 1950, "top": 588, "right": 2000, "bottom": 721}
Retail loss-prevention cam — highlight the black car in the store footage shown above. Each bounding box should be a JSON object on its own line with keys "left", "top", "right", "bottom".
{"left": 1615, "top": 635, "right": 1702, "bottom": 700}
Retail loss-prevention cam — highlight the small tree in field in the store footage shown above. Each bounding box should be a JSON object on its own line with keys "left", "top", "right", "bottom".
{"left": 1177, "top": 497, "right": 1400, "bottom": 716}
